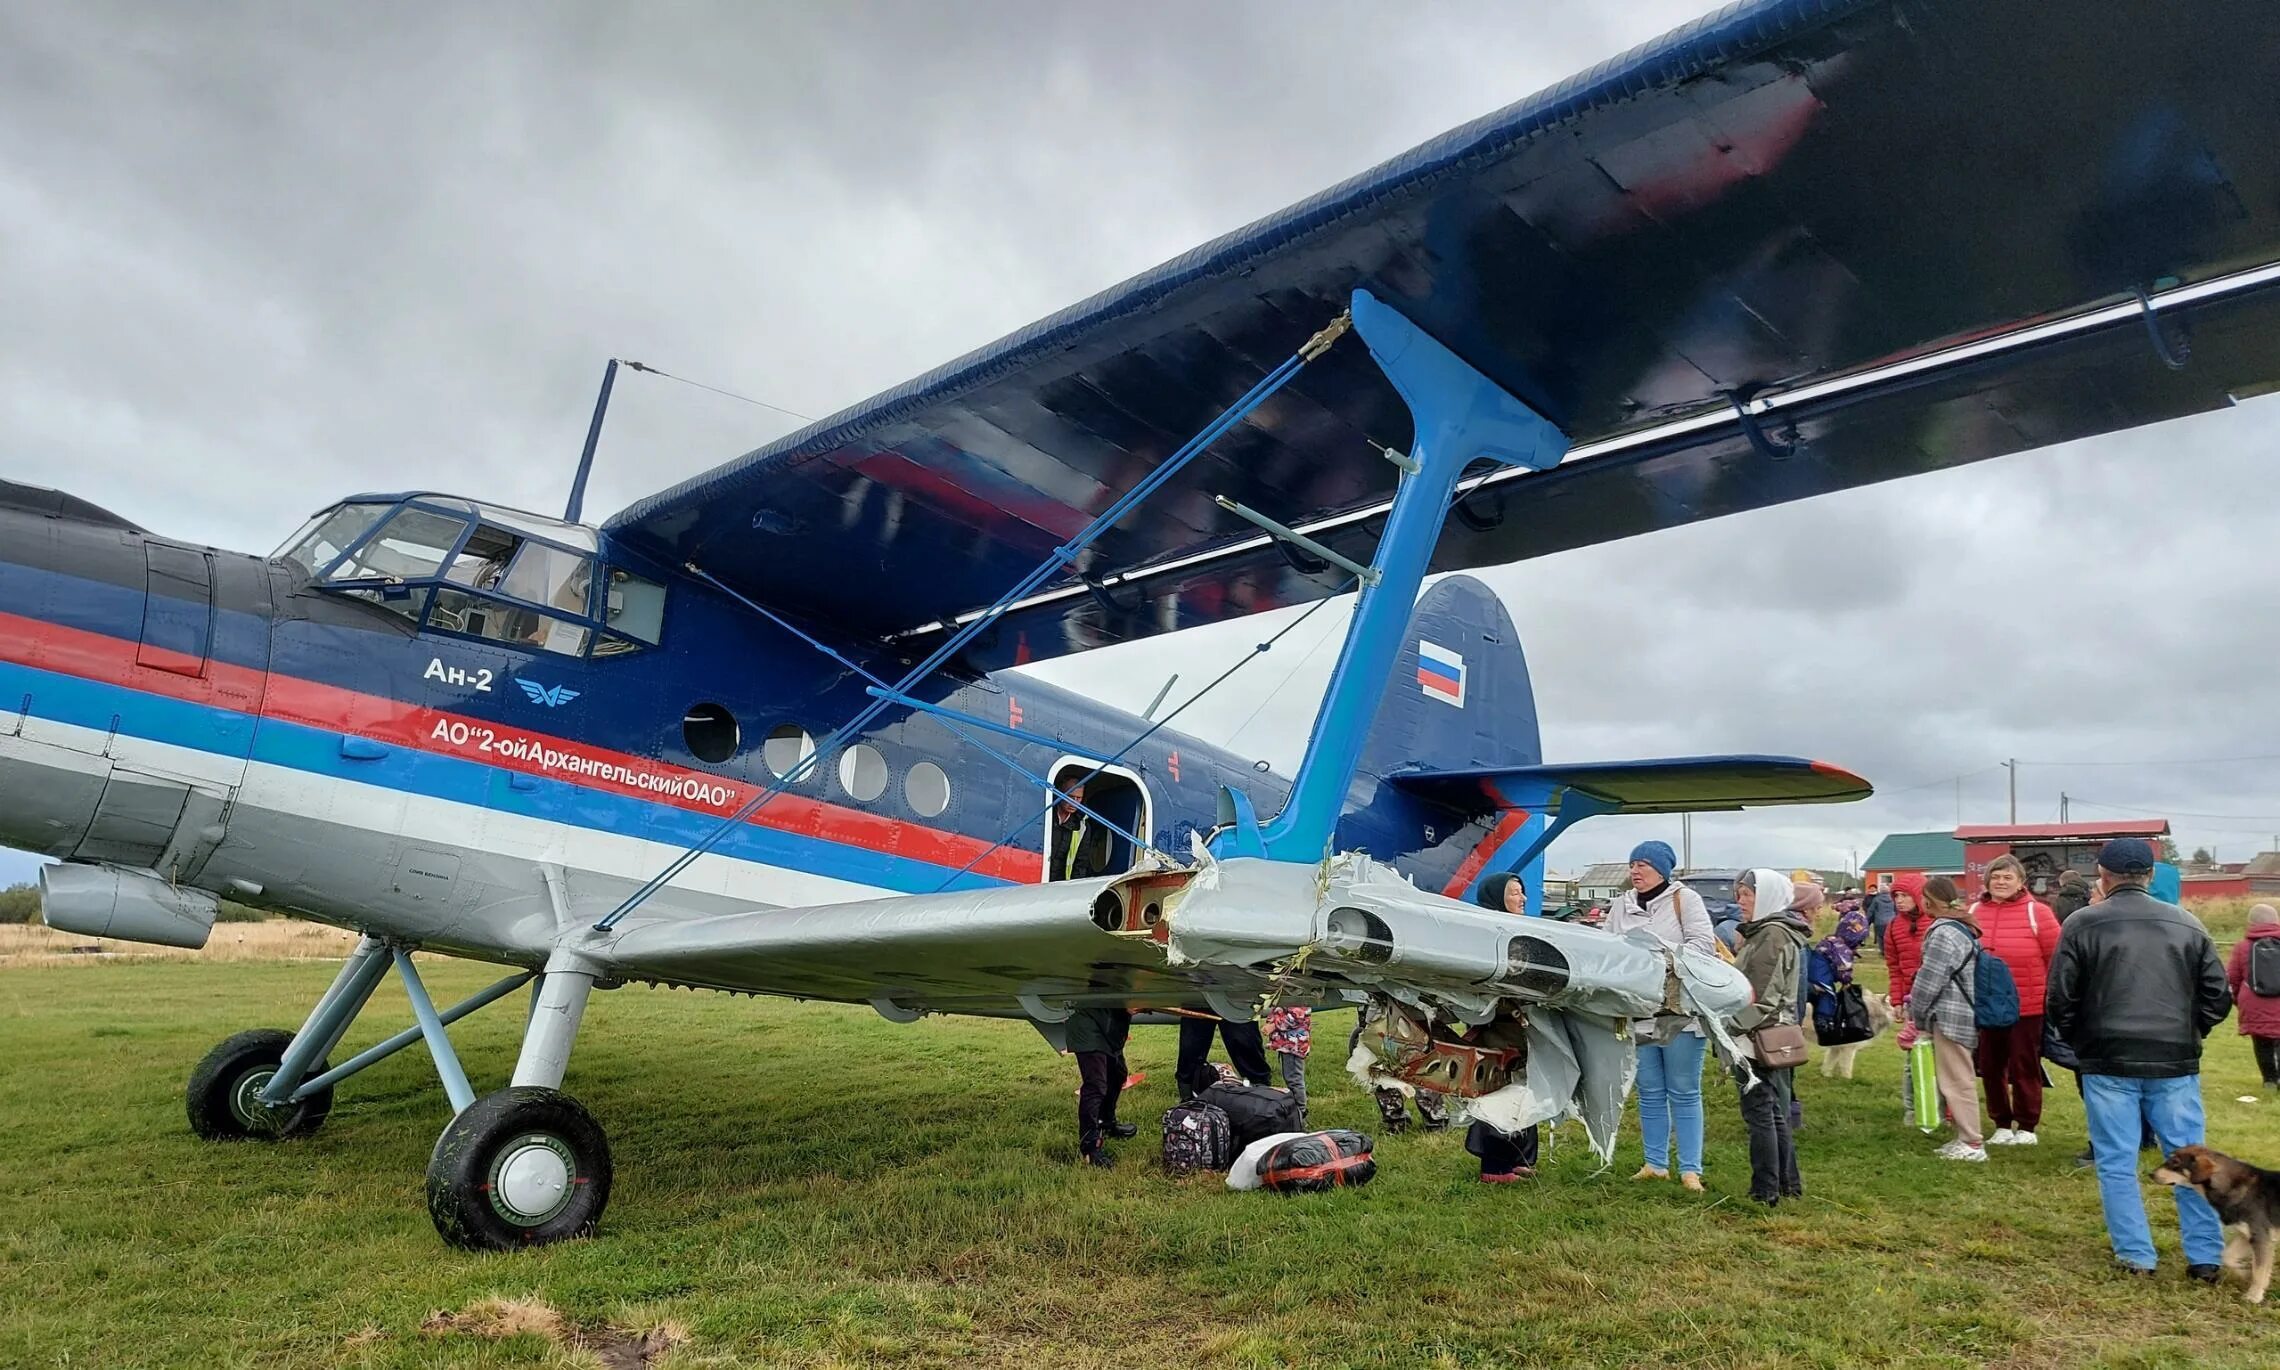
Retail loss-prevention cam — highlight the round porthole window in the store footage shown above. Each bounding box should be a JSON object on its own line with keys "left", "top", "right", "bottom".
{"left": 682, "top": 703, "right": 739, "bottom": 764}
{"left": 904, "top": 761, "right": 950, "bottom": 817}
{"left": 762, "top": 724, "right": 816, "bottom": 780}
{"left": 838, "top": 743, "right": 888, "bottom": 802}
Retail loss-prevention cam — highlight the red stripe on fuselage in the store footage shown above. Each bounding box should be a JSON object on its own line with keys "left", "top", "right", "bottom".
{"left": 1441, "top": 806, "right": 1532, "bottom": 899}
{"left": 0, "top": 610, "right": 1039, "bottom": 884}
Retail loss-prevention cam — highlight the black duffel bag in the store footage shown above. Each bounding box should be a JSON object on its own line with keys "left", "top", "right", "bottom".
{"left": 1258, "top": 1129, "right": 1377, "bottom": 1193}
{"left": 1196, "top": 1079, "right": 1304, "bottom": 1149}
{"left": 1813, "top": 984, "right": 1877, "bottom": 1047}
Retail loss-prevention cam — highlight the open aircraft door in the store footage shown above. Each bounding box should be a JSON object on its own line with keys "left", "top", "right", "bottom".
{"left": 1044, "top": 758, "right": 1153, "bottom": 882}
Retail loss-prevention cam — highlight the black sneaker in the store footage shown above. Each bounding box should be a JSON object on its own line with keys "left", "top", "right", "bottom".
{"left": 2115, "top": 1261, "right": 2156, "bottom": 1278}
{"left": 1106, "top": 1122, "right": 1138, "bottom": 1140}
{"left": 1084, "top": 1149, "right": 1116, "bottom": 1169}
{"left": 2074, "top": 1148, "right": 2096, "bottom": 1169}
{"left": 2188, "top": 1264, "right": 2222, "bottom": 1284}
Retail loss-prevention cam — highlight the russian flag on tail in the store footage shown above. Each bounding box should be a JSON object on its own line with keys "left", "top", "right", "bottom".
{"left": 1416, "top": 639, "right": 1466, "bottom": 707}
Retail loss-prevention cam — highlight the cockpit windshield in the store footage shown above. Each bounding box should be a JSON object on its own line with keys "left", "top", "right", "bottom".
{"left": 278, "top": 494, "right": 663, "bottom": 658}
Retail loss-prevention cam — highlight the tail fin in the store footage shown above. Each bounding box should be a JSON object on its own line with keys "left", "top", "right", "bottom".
{"left": 1350, "top": 575, "right": 1549, "bottom": 907}
{"left": 1355, "top": 574, "right": 1542, "bottom": 783}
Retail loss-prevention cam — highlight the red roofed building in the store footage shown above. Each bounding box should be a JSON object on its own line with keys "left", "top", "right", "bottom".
{"left": 1955, "top": 820, "right": 2170, "bottom": 898}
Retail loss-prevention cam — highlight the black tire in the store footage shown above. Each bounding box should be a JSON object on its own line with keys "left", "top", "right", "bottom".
{"left": 186, "top": 1028, "right": 334, "bottom": 1141}
{"left": 426, "top": 1086, "right": 612, "bottom": 1251}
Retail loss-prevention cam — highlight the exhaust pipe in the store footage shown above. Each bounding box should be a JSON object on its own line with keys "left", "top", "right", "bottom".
{"left": 39, "top": 863, "right": 219, "bottom": 949}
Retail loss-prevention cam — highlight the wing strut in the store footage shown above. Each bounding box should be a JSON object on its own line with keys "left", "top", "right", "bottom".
{"left": 589, "top": 310, "right": 1355, "bottom": 932}
{"left": 1219, "top": 290, "right": 1568, "bottom": 862}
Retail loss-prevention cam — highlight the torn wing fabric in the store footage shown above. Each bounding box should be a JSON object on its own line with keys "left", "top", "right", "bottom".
{"left": 1170, "top": 851, "right": 1753, "bottom": 1161}
{"left": 1464, "top": 1009, "right": 1637, "bottom": 1161}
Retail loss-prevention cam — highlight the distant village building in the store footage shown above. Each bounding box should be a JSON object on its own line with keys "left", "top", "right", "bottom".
{"left": 1577, "top": 862, "right": 1630, "bottom": 904}
{"left": 1861, "top": 831, "right": 1967, "bottom": 891}
{"left": 1866, "top": 821, "right": 2176, "bottom": 898}
{"left": 2184, "top": 851, "right": 2280, "bottom": 901}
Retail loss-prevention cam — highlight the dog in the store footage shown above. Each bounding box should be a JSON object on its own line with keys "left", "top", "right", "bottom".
{"left": 2149, "top": 1144, "right": 2280, "bottom": 1304}
{"left": 1809, "top": 989, "right": 1894, "bottom": 1079}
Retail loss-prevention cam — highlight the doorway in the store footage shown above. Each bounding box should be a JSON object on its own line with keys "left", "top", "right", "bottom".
{"left": 1044, "top": 761, "right": 1150, "bottom": 882}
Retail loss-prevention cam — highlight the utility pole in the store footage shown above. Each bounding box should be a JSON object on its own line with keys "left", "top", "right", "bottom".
{"left": 2005, "top": 758, "right": 2018, "bottom": 824}
{"left": 2060, "top": 792, "right": 2069, "bottom": 823}
{"left": 1681, "top": 813, "right": 1693, "bottom": 871}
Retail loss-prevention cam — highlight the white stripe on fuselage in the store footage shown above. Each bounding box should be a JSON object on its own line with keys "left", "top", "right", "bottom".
{"left": 2, "top": 717, "right": 899, "bottom": 911}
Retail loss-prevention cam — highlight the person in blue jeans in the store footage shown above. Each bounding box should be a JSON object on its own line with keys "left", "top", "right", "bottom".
{"left": 2045, "top": 838, "right": 2233, "bottom": 1280}
{"left": 1606, "top": 841, "right": 1718, "bottom": 1191}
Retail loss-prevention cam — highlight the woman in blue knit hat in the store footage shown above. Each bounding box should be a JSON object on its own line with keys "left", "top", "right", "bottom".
{"left": 1605, "top": 839, "right": 1720, "bottom": 1190}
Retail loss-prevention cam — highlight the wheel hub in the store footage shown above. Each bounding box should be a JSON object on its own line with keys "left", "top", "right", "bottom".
{"left": 229, "top": 1068, "right": 292, "bottom": 1133}
{"left": 490, "top": 1134, "right": 574, "bottom": 1226}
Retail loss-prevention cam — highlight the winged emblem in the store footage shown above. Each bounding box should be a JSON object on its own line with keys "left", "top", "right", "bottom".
{"left": 515, "top": 679, "right": 580, "bottom": 708}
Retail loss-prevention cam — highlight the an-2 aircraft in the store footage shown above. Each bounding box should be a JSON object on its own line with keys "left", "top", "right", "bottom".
{"left": 9, "top": 0, "right": 2280, "bottom": 1249}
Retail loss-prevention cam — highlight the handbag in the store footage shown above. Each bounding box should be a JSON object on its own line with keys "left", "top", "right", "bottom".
{"left": 1748, "top": 1021, "right": 1810, "bottom": 1069}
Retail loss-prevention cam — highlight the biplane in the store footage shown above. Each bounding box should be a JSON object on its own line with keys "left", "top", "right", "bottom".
{"left": 6, "top": 0, "right": 2279, "bottom": 1248}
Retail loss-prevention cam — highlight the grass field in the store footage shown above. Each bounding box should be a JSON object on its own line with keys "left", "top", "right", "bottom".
{"left": 5, "top": 915, "right": 2280, "bottom": 1368}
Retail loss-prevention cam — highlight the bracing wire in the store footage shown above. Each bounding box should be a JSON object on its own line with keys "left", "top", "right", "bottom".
{"left": 620, "top": 360, "right": 817, "bottom": 425}
{"left": 926, "top": 576, "right": 1360, "bottom": 894}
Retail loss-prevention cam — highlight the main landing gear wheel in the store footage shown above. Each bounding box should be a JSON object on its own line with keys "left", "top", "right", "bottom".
{"left": 186, "top": 1028, "right": 334, "bottom": 1141}
{"left": 426, "top": 1086, "right": 612, "bottom": 1251}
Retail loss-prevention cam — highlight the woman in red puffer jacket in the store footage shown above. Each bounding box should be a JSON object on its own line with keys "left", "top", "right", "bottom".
{"left": 1884, "top": 873, "right": 1932, "bottom": 1016}
{"left": 1883, "top": 874, "right": 1934, "bottom": 1126}
{"left": 1970, "top": 856, "right": 2059, "bottom": 1145}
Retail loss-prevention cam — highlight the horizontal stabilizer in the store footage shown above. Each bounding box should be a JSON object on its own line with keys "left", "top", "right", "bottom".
{"left": 1389, "top": 756, "right": 1870, "bottom": 818}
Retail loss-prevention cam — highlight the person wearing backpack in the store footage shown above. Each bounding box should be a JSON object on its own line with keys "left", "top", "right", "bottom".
{"left": 2225, "top": 904, "right": 2280, "bottom": 1087}
{"left": 2045, "top": 838, "right": 2231, "bottom": 1280}
{"left": 1908, "top": 876, "right": 1988, "bottom": 1161}
{"left": 1970, "top": 855, "right": 2060, "bottom": 1146}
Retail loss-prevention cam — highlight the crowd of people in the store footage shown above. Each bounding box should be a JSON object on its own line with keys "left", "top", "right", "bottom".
{"left": 1065, "top": 831, "right": 2280, "bottom": 1282}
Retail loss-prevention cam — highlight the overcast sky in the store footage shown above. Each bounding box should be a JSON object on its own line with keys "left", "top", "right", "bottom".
{"left": 5, "top": 1, "right": 2277, "bottom": 892}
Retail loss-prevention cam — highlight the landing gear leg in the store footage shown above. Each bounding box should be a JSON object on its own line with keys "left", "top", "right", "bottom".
{"left": 426, "top": 963, "right": 611, "bottom": 1250}
{"left": 186, "top": 935, "right": 389, "bottom": 1141}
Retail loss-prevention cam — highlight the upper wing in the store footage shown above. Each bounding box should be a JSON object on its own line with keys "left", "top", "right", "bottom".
{"left": 1387, "top": 755, "right": 1871, "bottom": 818}
{"left": 607, "top": 0, "right": 2280, "bottom": 670}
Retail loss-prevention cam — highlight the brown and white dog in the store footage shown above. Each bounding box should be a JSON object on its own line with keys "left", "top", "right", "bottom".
{"left": 2150, "top": 1144, "right": 2280, "bottom": 1304}
{"left": 1808, "top": 989, "right": 1893, "bottom": 1079}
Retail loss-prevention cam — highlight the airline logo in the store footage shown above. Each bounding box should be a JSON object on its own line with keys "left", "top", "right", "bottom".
{"left": 516, "top": 679, "right": 582, "bottom": 708}
{"left": 1416, "top": 640, "right": 1466, "bottom": 707}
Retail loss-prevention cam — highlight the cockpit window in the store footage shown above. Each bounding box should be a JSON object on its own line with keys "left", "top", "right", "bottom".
{"left": 600, "top": 568, "right": 664, "bottom": 644}
{"left": 281, "top": 504, "right": 388, "bottom": 580}
{"left": 429, "top": 587, "right": 590, "bottom": 656}
{"left": 282, "top": 497, "right": 663, "bottom": 660}
{"left": 327, "top": 507, "right": 469, "bottom": 584}
{"left": 500, "top": 542, "right": 594, "bottom": 617}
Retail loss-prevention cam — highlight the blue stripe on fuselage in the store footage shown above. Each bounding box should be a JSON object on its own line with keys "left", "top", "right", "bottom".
{"left": 2, "top": 658, "right": 1013, "bottom": 896}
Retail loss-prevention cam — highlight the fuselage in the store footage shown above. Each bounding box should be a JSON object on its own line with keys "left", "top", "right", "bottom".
{"left": 0, "top": 485, "right": 1506, "bottom": 973}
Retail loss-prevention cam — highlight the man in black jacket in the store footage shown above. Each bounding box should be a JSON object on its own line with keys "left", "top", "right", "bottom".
{"left": 2045, "top": 838, "right": 2232, "bottom": 1280}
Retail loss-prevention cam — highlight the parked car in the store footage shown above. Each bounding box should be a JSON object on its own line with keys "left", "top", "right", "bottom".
{"left": 1676, "top": 868, "right": 1745, "bottom": 949}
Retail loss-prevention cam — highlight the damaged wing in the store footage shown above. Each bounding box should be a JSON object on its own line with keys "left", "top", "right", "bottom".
{"left": 594, "top": 851, "right": 1750, "bottom": 1159}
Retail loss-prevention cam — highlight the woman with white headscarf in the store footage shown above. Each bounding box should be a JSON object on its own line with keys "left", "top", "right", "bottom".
{"left": 1732, "top": 869, "right": 1809, "bottom": 1206}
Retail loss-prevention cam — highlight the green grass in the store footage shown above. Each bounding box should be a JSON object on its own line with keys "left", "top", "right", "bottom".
{"left": 5, "top": 947, "right": 2280, "bottom": 1368}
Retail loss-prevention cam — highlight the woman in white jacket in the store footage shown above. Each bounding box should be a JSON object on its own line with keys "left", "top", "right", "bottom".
{"left": 1604, "top": 840, "right": 1720, "bottom": 1190}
